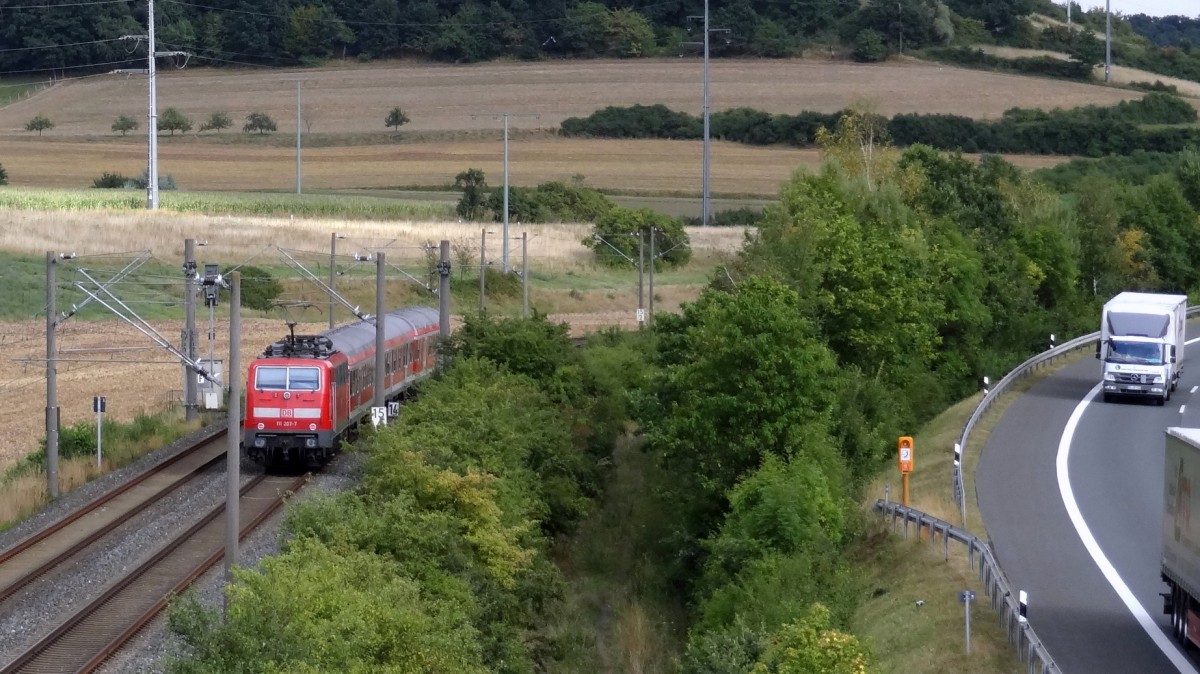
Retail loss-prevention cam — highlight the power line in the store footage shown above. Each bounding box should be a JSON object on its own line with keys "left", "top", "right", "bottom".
{"left": 0, "top": 37, "right": 126, "bottom": 54}
{"left": 1, "top": 0, "right": 131, "bottom": 8}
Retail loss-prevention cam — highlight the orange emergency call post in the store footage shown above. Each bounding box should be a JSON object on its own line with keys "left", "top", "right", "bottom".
{"left": 898, "top": 436, "right": 914, "bottom": 505}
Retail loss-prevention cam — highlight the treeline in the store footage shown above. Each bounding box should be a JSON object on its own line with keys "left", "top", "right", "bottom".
{"left": 562, "top": 93, "right": 1200, "bottom": 157}
{"left": 1128, "top": 14, "right": 1200, "bottom": 49}
{"left": 0, "top": 0, "right": 1034, "bottom": 72}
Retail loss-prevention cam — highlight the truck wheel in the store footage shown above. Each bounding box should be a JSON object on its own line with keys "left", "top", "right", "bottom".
{"left": 1175, "top": 586, "right": 1184, "bottom": 641}
{"left": 1157, "top": 395, "right": 1166, "bottom": 406}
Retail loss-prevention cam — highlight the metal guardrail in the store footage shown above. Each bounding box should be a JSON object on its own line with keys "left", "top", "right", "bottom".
{"left": 874, "top": 500, "right": 1059, "bottom": 674}
{"left": 953, "top": 305, "right": 1200, "bottom": 523}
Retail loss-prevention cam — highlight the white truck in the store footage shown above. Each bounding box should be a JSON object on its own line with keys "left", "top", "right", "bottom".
{"left": 1098, "top": 292, "right": 1187, "bottom": 405}
{"left": 1162, "top": 428, "right": 1200, "bottom": 648}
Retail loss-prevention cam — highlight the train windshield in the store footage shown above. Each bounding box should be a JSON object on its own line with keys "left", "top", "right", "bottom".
{"left": 255, "top": 366, "right": 320, "bottom": 391}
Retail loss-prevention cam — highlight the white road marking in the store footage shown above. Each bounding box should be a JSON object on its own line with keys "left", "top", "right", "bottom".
{"left": 1191, "top": 386, "right": 1198, "bottom": 394}
{"left": 1182, "top": 406, "right": 1188, "bottom": 415}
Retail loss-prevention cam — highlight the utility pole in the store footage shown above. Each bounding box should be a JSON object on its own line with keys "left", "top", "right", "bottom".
{"left": 472, "top": 112, "right": 539, "bottom": 272}
{"left": 45, "top": 251, "right": 59, "bottom": 499}
{"left": 638, "top": 231, "right": 645, "bottom": 329}
{"left": 329, "top": 233, "right": 345, "bottom": 330}
{"left": 438, "top": 240, "right": 451, "bottom": 370}
{"left": 479, "top": 228, "right": 487, "bottom": 313}
{"left": 121, "top": 0, "right": 186, "bottom": 210}
{"left": 520, "top": 232, "right": 529, "bottom": 318}
{"left": 898, "top": 2, "right": 904, "bottom": 55}
{"left": 648, "top": 229, "right": 656, "bottom": 326}
{"left": 1105, "top": 0, "right": 1112, "bottom": 83}
{"left": 374, "top": 253, "right": 386, "bottom": 411}
{"left": 684, "top": 3, "right": 728, "bottom": 227}
{"left": 183, "top": 238, "right": 198, "bottom": 422}
{"left": 295, "top": 80, "right": 302, "bottom": 194}
{"left": 1067, "top": 0, "right": 1071, "bottom": 27}
{"left": 223, "top": 271, "right": 240, "bottom": 618}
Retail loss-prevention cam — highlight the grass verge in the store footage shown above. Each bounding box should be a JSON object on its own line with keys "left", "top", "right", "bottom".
{"left": 856, "top": 349, "right": 1088, "bottom": 672}
{"left": 0, "top": 410, "right": 202, "bottom": 532}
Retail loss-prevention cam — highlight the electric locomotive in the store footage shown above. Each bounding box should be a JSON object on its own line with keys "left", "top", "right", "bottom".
{"left": 242, "top": 306, "right": 439, "bottom": 465}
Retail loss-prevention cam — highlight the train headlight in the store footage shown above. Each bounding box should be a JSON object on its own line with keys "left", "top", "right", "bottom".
{"left": 306, "top": 438, "right": 317, "bottom": 448}
{"left": 309, "top": 423, "right": 317, "bottom": 431}
{"left": 257, "top": 422, "right": 265, "bottom": 430}
{"left": 254, "top": 438, "right": 266, "bottom": 448}
{"left": 283, "top": 392, "right": 291, "bottom": 400}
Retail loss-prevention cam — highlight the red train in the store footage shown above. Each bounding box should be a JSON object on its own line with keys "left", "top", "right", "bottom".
{"left": 242, "top": 306, "right": 440, "bottom": 465}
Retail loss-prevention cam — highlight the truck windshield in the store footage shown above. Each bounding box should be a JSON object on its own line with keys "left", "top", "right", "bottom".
{"left": 1107, "top": 340, "right": 1164, "bottom": 365}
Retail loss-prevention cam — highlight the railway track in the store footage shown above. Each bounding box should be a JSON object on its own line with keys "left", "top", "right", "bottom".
{"left": 0, "top": 431, "right": 228, "bottom": 608}
{"left": 1, "top": 472, "right": 307, "bottom": 673}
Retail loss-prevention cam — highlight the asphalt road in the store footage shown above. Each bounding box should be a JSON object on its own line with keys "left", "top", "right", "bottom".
{"left": 977, "top": 337, "right": 1200, "bottom": 673}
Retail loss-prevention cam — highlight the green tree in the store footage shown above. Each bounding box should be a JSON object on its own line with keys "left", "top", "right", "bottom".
{"left": 605, "top": 7, "right": 655, "bottom": 57}
{"left": 198, "top": 111, "right": 232, "bottom": 133}
{"left": 751, "top": 604, "right": 875, "bottom": 674}
{"left": 584, "top": 206, "right": 690, "bottom": 268}
{"left": 158, "top": 107, "right": 193, "bottom": 135}
{"left": 1176, "top": 144, "right": 1200, "bottom": 209}
{"left": 639, "top": 277, "right": 842, "bottom": 574}
{"left": 111, "top": 114, "right": 139, "bottom": 136}
{"left": 167, "top": 538, "right": 488, "bottom": 673}
{"left": 24, "top": 114, "right": 53, "bottom": 135}
{"left": 563, "top": 1, "right": 610, "bottom": 54}
{"left": 852, "top": 29, "right": 888, "bottom": 63}
{"left": 0, "top": 163, "right": 7, "bottom": 186}
{"left": 231, "top": 265, "right": 282, "bottom": 310}
{"left": 455, "top": 168, "right": 489, "bottom": 220}
{"left": 243, "top": 111, "right": 277, "bottom": 134}
{"left": 385, "top": 106, "right": 410, "bottom": 131}
{"left": 282, "top": 4, "right": 354, "bottom": 61}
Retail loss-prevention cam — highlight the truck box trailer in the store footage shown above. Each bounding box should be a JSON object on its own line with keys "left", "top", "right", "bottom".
{"left": 1163, "top": 428, "right": 1200, "bottom": 647}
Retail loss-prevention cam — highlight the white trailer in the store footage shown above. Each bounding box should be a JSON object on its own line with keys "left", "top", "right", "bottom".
{"left": 1163, "top": 428, "right": 1200, "bottom": 648}
{"left": 1098, "top": 292, "right": 1187, "bottom": 405}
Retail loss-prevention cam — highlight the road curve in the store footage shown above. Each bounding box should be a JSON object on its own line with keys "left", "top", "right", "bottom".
{"left": 976, "top": 339, "right": 1199, "bottom": 673}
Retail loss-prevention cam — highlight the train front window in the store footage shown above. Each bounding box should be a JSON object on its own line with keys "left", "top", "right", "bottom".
{"left": 255, "top": 366, "right": 320, "bottom": 391}
{"left": 256, "top": 367, "right": 287, "bottom": 390}
{"left": 289, "top": 367, "right": 320, "bottom": 391}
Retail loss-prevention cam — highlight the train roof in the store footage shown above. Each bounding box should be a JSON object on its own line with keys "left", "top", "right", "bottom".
{"left": 257, "top": 306, "right": 440, "bottom": 361}
{"left": 325, "top": 306, "right": 440, "bottom": 360}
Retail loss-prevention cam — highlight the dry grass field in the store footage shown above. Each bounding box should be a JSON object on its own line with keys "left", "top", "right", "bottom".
{"left": 0, "top": 57, "right": 1148, "bottom": 196}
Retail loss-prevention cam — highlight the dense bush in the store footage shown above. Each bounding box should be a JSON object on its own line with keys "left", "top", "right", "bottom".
{"left": 683, "top": 206, "right": 764, "bottom": 228}
{"left": 922, "top": 46, "right": 1094, "bottom": 80}
{"left": 0, "top": 163, "right": 7, "bottom": 185}
{"left": 584, "top": 206, "right": 691, "bottom": 269}
{"left": 232, "top": 265, "right": 283, "bottom": 311}
{"left": 564, "top": 94, "right": 1200, "bottom": 157}
{"left": 92, "top": 171, "right": 130, "bottom": 189}
{"left": 490, "top": 180, "right": 614, "bottom": 224}
{"left": 561, "top": 104, "right": 701, "bottom": 139}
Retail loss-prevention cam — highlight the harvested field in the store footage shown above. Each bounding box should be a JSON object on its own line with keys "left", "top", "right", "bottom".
{"left": 974, "top": 46, "right": 1200, "bottom": 99}
{"left": 0, "top": 58, "right": 1146, "bottom": 136}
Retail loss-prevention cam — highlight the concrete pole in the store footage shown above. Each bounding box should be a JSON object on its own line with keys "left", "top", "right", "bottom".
{"left": 638, "top": 232, "right": 645, "bottom": 329}
{"left": 701, "top": 0, "right": 711, "bottom": 227}
{"left": 295, "top": 80, "right": 302, "bottom": 195}
{"left": 374, "top": 252, "right": 386, "bottom": 411}
{"left": 479, "top": 229, "right": 487, "bottom": 313}
{"left": 329, "top": 233, "right": 337, "bottom": 330}
{"left": 521, "top": 232, "right": 529, "bottom": 318}
{"left": 648, "top": 229, "right": 656, "bottom": 326}
{"left": 184, "top": 238, "right": 198, "bottom": 422}
{"left": 1105, "top": 0, "right": 1112, "bottom": 83}
{"left": 45, "top": 251, "right": 59, "bottom": 499}
{"left": 438, "top": 240, "right": 451, "bottom": 369}
{"left": 147, "top": 0, "right": 159, "bottom": 210}
{"left": 223, "top": 271, "right": 240, "bottom": 617}
{"left": 502, "top": 114, "right": 510, "bottom": 273}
